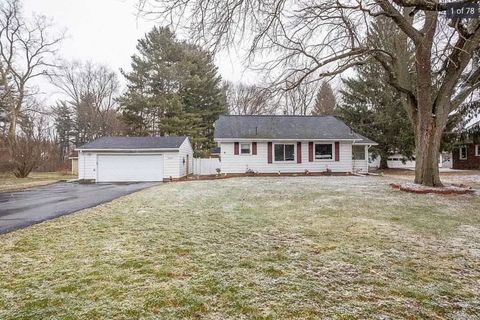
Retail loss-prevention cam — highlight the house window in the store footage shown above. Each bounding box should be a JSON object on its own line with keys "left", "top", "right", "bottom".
{"left": 352, "top": 145, "right": 366, "bottom": 160}
{"left": 314, "top": 143, "right": 333, "bottom": 160}
{"left": 460, "top": 146, "right": 467, "bottom": 160}
{"left": 274, "top": 144, "right": 295, "bottom": 162}
{"left": 240, "top": 143, "right": 251, "bottom": 155}
{"left": 476, "top": 145, "right": 480, "bottom": 156}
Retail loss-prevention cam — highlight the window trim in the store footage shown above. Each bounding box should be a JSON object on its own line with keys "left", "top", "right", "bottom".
{"left": 314, "top": 143, "right": 335, "bottom": 162}
{"left": 459, "top": 145, "right": 467, "bottom": 160}
{"left": 273, "top": 143, "right": 296, "bottom": 163}
{"left": 240, "top": 143, "right": 251, "bottom": 155}
{"left": 476, "top": 145, "right": 480, "bottom": 157}
{"left": 352, "top": 145, "right": 366, "bottom": 161}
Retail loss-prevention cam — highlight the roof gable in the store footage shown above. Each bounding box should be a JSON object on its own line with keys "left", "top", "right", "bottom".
{"left": 214, "top": 115, "right": 372, "bottom": 141}
{"left": 352, "top": 133, "right": 377, "bottom": 145}
{"left": 77, "top": 136, "right": 188, "bottom": 150}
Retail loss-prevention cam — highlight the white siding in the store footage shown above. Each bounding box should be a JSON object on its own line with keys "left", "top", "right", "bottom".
{"left": 219, "top": 141, "right": 353, "bottom": 173}
{"left": 178, "top": 138, "right": 194, "bottom": 177}
{"left": 78, "top": 151, "right": 97, "bottom": 180}
{"left": 353, "top": 160, "right": 368, "bottom": 172}
{"left": 386, "top": 158, "right": 416, "bottom": 169}
{"left": 163, "top": 153, "right": 180, "bottom": 179}
{"left": 369, "top": 154, "right": 442, "bottom": 169}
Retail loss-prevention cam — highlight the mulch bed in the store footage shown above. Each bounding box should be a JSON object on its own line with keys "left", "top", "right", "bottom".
{"left": 390, "top": 183, "right": 475, "bottom": 195}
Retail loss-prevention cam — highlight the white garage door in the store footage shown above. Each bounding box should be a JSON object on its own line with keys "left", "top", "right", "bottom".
{"left": 97, "top": 154, "right": 164, "bottom": 182}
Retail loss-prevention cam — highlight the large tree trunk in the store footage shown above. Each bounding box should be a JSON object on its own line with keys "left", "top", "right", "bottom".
{"left": 379, "top": 150, "right": 389, "bottom": 169}
{"left": 415, "top": 123, "right": 443, "bottom": 187}
{"left": 379, "top": 157, "right": 389, "bottom": 170}
{"left": 413, "top": 113, "right": 447, "bottom": 187}
{"left": 412, "top": 18, "right": 444, "bottom": 187}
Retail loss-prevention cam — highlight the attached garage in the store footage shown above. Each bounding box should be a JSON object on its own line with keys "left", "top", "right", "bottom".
{"left": 77, "top": 136, "right": 193, "bottom": 182}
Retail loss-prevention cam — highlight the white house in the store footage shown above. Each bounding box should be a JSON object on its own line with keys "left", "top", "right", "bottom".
{"left": 76, "top": 136, "right": 193, "bottom": 182}
{"left": 214, "top": 115, "right": 377, "bottom": 174}
{"left": 369, "top": 153, "right": 446, "bottom": 169}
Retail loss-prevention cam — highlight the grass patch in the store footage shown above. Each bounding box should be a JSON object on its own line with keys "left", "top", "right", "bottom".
{"left": 1, "top": 176, "right": 479, "bottom": 318}
{"left": 0, "top": 172, "right": 75, "bottom": 192}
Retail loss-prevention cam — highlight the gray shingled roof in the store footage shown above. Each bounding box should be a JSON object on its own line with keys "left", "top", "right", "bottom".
{"left": 214, "top": 115, "right": 377, "bottom": 143}
{"left": 353, "top": 133, "right": 377, "bottom": 145}
{"left": 77, "top": 136, "right": 187, "bottom": 150}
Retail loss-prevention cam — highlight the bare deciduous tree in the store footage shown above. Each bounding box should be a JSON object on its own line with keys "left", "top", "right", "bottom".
{"left": 226, "top": 81, "right": 317, "bottom": 115}
{"left": 0, "top": 0, "right": 63, "bottom": 142}
{"left": 10, "top": 110, "right": 48, "bottom": 177}
{"left": 0, "top": 61, "right": 10, "bottom": 137}
{"left": 139, "top": 0, "right": 480, "bottom": 186}
{"left": 278, "top": 82, "right": 318, "bottom": 115}
{"left": 226, "top": 82, "right": 274, "bottom": 115}
{"left": 50, "top": 61, "right": 125, "bottom": 146}
{"left": 51, "top": 61, "right": 119, "bottom": 112}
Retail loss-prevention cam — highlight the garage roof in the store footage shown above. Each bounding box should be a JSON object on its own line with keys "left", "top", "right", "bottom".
{"left": 77, "top": 136, "right": 188, "bottom": 150}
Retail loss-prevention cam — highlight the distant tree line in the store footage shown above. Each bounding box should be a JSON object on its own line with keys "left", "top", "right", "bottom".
{"left": 0, "top": 0, "right": 64, "bottom": 176}
{"left": 51, "top": 61, "right": 125, "bottom": 161}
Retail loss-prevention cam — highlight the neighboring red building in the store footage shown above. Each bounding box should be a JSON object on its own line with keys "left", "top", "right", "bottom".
{"left": 452, "top": 120, "right": 480, "bottom": 170}
{"left": 452, "top": 143, "right": 480, "bottom": 169}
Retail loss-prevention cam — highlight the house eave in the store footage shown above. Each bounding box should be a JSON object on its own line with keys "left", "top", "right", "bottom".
{"left": 354, "top": 142, "right": 379, "bottom": 146}
{"left": 214, "top": 138, "right": 359, "bottom": 142}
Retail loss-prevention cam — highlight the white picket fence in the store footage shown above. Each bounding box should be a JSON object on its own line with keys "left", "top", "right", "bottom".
{"left": 193, "top": 158, "right": 221, "bottom": 175}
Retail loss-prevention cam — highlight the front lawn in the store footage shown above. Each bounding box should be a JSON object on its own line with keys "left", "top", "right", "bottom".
{"left": 0, "top": 172, "right": 75, "bottom": 192}
{"left": 378, "top": 169, "right": 480, "bottom": 189}
{"left": 1, "top": 177, "right": 479, "bottom": 319}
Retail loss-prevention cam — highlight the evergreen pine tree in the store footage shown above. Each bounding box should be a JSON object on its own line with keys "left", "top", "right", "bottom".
{"left": 120, "top": 27, "right": 227, "bottom": 154}
{"left": 178, "top": 48, "right": 227, "bottom": 151}
{"left": 338, "top": 62, "right": 415, "bottom": 169}
{"left": 311, "top": 81, "right": 336, "bottom": 116}
{"left": 53, "top": 101, "right": 74, "bottom": 160}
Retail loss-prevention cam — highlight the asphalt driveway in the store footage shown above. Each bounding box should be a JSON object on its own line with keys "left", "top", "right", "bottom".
{"left": 0, "top": 182, "right": 158, "bottom": 234}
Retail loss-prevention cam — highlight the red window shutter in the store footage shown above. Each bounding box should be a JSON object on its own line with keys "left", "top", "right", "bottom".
{"left": 234, "top": 142, "right": 239, "bottom": 155}
{"left": 267, "top": 142, "right": 273, "bottom": 163}
{"left": 297, "top": 142, "right": 302, "bottom": 163}
{"left": 252, "top": 142, "right": 257, "bottom": 155}
{"left": 335, "top": 142, "right": 340, "bottom": 161}
{"left": 308, "top": 142, "right": 313, "bottom": 162}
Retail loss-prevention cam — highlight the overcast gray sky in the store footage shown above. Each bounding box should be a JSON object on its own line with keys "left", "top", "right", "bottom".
{"left": 23, "top": 0, "right": 255, "bottom": 103}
